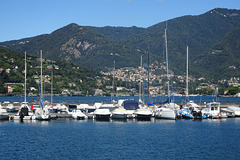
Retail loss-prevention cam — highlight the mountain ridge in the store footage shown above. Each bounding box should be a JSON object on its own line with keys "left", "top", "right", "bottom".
{"left": 1, "top": 8, "right": 240, "bottom": 81}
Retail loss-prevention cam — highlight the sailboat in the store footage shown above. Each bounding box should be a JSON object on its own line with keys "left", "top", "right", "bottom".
{"left": 155, "top": 27, "right": 177, "bottom": 120}
{"left": 14, "top": 52, "right": 32, "bottom": 120}
{"left": 179, "top": 46, "right": 194, "bottom": 119}
{"left": 134, "top": 50, "right": 152, "bottom": 120}
{"left": 181, "top": 46, "right": 206, "bottom": 119}
{"left": 34, "top": 50, "right": 51, "bottom": 121}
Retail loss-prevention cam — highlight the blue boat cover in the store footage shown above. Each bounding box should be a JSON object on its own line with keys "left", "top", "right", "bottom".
{"left": 147, "top": 101, "right": 154, "bottom": 106}
{"left": 153, "top": 98, "right": 170, "bottom": 104}
{"left": 40, "top": 98, "right": 44, "bottom": 107}
{"left": 123, "top": 100, "right": 139, "bottom": 110}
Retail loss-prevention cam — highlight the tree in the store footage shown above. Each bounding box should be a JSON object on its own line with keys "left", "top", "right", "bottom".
{"left": 13, "top": 85, "right": 23, "bottom": 94}
{"left": 227, "top": 86, "right": 239, "bottom": 95}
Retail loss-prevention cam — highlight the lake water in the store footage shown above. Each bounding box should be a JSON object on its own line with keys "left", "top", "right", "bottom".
{"left": 1, "top": 118, "right": 240, "bottom": 160}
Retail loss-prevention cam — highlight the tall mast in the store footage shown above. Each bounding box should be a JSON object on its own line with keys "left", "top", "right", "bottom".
{"left": 165, "top": 27, "right": 170, "bottom": 99}
{"left": 186, "top": 45, "right": 189, "bottom": 101}
{"left": 24, "top": 51, "right": 27, "bottom": 104}
{"left": 112, "top": 60, "right": 115, "bottom": 103}
{"left": 147, "top": 47, "right": 150, "bottom": 103}
{"left": 139, "top": 55, "right": 142, "bottom": 102}
{"left": 51, "top": 65, "right": 53, "bottom": 106}
{"left": 142, "top": 52, "right": 148, "bottom": 104}
{"left": 40, "top": 50, "right": 43, "bottom": 100}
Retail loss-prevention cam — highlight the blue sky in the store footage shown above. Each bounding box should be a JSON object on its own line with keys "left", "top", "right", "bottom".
{"left": 1, "top": 0, "right": 240, "bottom": 42}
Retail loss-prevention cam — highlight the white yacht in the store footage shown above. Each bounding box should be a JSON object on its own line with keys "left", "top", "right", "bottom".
{"left": 0, "top": 108, "right": 9, "bottom": 120}
{"left": 83, "top": 103, "right": 102, "bottom": 119}
{"left": 134, "top": 108, "right": 152, "bottom": 120}
{"left": 93, "top": 108, "right": 111, "bottom": 120}
{"left": 111, "top": 108, "right": 128, "bottom": 119}
{"left": 72, "top": 109, "right": 87, "bottom": 120}
{"left": 6, "top": 103, "right": 15, "bottom": 112}
{"left": 155, "top": 107, "right": 176, "bottom": 120}
{"left": 2, "top": 101, "right": 10, "bottom": 109}
{"left": 54, "top": 103, "right": 69, "bottom": 114}
{"left": 226, "top": 105, "right": 240, "bottom": 117}
{"left": 123, "top": 100, "right": 140, "bottom": 118}
{"left": 202, "top": 102, "right": 222, "bottom": 118}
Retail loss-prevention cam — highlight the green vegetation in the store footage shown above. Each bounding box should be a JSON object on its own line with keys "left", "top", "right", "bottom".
{"left": 226, "top": 86, "right": 240, "bottom": 95}
{"left": 0, "top": 47, "right": 138, "bottom": 96}
{"left": 0, "top": 8, "right": 240, "bottom": 96}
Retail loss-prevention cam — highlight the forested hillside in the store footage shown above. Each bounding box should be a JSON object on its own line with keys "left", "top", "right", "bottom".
{"left": 1, "top": 8, "right": 240, "bottom": 81}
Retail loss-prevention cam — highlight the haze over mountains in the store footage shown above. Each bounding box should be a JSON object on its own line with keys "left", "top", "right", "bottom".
{"left": 1, "top": 8, "right": 240, "bottom": 81}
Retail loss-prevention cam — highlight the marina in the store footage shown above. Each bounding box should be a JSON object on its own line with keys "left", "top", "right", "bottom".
{"left": 0, "top": 96, "right": 240, "bottom": 121}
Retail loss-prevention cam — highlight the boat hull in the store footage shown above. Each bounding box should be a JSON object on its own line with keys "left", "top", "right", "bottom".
{"left": 0, "top": 114, "right": 9, "bottom": 120}
{"left": 95, "top": 114, "right": 111, "bottom": 121}
{"left": 135, "top": 114, "right": 151, "bottom": 120}
{"left": 111, "top": 113, "right": 127, "bottom": 119}
{"left": 155, "top": 109, "right": 176, "bottom": 120}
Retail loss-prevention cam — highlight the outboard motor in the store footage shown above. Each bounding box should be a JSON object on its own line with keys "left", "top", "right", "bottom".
{"left": 19, "top": 107, "right": 29, "bottom": 121}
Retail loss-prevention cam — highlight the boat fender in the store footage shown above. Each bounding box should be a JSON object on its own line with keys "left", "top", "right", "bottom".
{"left": 218, "top": 112, "right": 222, "bottom": 118}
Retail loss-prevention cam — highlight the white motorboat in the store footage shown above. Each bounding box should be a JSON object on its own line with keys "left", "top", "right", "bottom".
{"left": 0, "top": 108, "right": 9, "bottom": 120}
{"left": 54, "top": 103, "right": 69, "bottom": 114}
{"left": 202, "top": 102, "right": 222, "bottom": 119}
{"left": 83, "top": 103, "right": 101, "bottom": 119}
{"left": 155, "top": 107, "right": 176, "bottom": 120}
{"left": 226, "top": 106, "right": 240, "bottom": 117}
{"left": 99, "top": 103, "right": 117, "bottom": 112}
{"left": 2, "top": 101, "right": 10, "bottom": 109}
{"left": 6, "top": 103, "right": 15, "bottom": 112}
{"left": 134, "top": 108, "right": 152, "bottom": 120}
{"left": 111, "top": 108, "right": 128, "bottom": 119}
{"left": 93, "top": 108, "right": 111, "bottom": 120}
{"left": 14, "top": 102, "right": 33, "bottom": 120}
{"left": 72, "top": 110, "right": 87, "bottom": 120}
{"left": 123, "top": 100, "right": 140, "bottom": 118}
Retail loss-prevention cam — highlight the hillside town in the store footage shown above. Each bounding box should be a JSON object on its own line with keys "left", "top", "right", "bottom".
{"left": 100, "top": 62, "right": 240, "bottom": 97}
{"left": 1, "top": 55, "right": 240, "bottom": 97}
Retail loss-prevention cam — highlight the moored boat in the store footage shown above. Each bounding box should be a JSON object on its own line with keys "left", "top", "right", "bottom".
{"left": 94, "top": 108, "right": 111, "bottom": 121}
{"left": 0, "top": 108, "right": 9, "bottom": 120}
{"left": 134, "top": 108, "right": 152, "bottom": 120}
{"left": 155, "top": 107, "right": 176, "bottom": 120}
{"left": 111, "top": 108, "right": 128, "bottom": 119}
{"left": 226, "top": 106, "right": 240, "bottom": 117}
{"left": 123, "top": 100, "right": 140, "bottom": 118}
{"left": 72, "top": 109, "right": 87, "bottom": 120}
{"left": 202, "top": 102, "right": 222, "bottom": 119}
{"left": 13, "top": 102, "right": 33, "bottom": 120}
{"left": 6, "top": 103, "right": 15, "bottom": 112}
{"left": 179, "top": 109, "right": 194, "bottom": 119}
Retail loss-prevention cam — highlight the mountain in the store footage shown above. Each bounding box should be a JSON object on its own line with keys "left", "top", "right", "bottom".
{"left": 1, "top": 8, "right": 240, "bottom": 80}
{"left": 197, "top": 27, "right": 240, "bottom": 79}
{"left": 0, "top": 46, "right": 103, "bottom": 95}
{"left": 0, "top": 23, "right": 143, "bottom": 71}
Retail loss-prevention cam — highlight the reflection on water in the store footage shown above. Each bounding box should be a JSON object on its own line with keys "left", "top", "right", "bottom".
{"left": 8, "top": 117, "right": 240, "bottom": 126}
